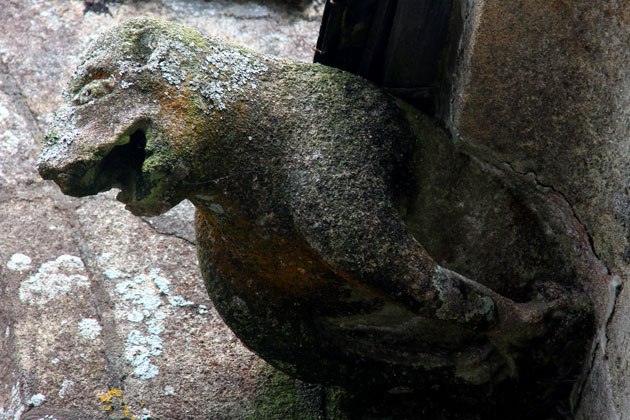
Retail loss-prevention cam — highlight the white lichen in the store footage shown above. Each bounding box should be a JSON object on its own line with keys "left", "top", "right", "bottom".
{"left": 139, "top": 407, "right": 153, "bottom": 420}
{"left": 151, "top": 268, "right": 171, "bottom": 295}
{"left": 26, "top": 393, "right": 46, "bottom": 407}
{"left": 125, "top": 329, "right": 163, "bottom": 380}
{"left": 78, "top": 318, "right": 102, "bottom": 340}
{"left": 0, "top": 380, "right": 25, "bottom": 420}
{"left": 168, "top": 295, "right": 194, "bottom": 307}
{"left": 193, "top": 45, "right": 268, "bottom": 113}
{"left": 58, "top": 379, "right": 74, "bottom": 399}
{"left": 115, "top": 274, "right": 163, "bottom": 311}
{"left": 104, "top": 267, "right": 129, "bottom": 280}
{"left": 6, "top": 253, "right": 32, "bottom": 272}
{"left": 127, "top": 310, "right": 145, "bottom": 323}
{"left": 123, "top": 24, "right": 270, "bottom": 114}
{"left": 37, "top": 104, "right": 80, "bottom": 168}
{"left": 107, "top": 265, "right": 206, "bottom": 381}
{"left": 110, "top": 268, "right": 173, "bottom": 380}
{"left": 19, "top": 255, "right": 90, "bottom": 306}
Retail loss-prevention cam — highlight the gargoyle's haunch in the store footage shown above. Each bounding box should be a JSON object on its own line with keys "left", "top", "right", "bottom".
{"left": 38, "top": 18, "right": 593, "bottom": 403}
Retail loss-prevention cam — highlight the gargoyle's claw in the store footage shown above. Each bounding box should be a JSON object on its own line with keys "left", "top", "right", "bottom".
{"left": 430, "top": 267, "right": 498, "bottom": 330}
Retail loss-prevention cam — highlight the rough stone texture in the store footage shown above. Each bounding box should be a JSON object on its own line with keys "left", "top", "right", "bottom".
{"left": 0, "top": 1, "right": 326, "bottom": 419}
{"left": 3, "top": 1, "right": 628, "bottom": 419}
{"left": 443, "top": 0, "right": 629, "bottom": 418}
{"left": 35, "top": 14, "right": 600, "bottom": 419}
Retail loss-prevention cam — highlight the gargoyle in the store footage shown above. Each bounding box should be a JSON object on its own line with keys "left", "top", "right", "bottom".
{"left": 38, "top": 18, "right": 593, "bottom": 414}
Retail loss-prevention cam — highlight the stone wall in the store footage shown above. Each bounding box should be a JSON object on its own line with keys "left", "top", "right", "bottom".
{"left": 443, "top": 1, "right": 630, "bottom": 418}
{"left": 0, "top": 1, "right": 327, "bottom": 419}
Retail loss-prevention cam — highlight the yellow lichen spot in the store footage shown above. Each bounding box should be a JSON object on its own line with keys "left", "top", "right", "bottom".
{"left": 98, "top": 388, "right": 143, "bottom": 419}
{"left": 99, "top": 388, "right": 123, "bottom": 403}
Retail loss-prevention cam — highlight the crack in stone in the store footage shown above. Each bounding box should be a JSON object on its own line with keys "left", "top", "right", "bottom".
{"left": 495, "top": 159, "right": 620, "bottom": 415}
{"left": 140, "top": 217, "right": 195, "bottom": 245}
{"left": 0, "top": 63, "right": 43, "bottom": 139}
{"left": 64, "top": 209, "right": 126, "bottom": 390}
{"left": 500, "top": 160, "right": 610, "bottom": 275}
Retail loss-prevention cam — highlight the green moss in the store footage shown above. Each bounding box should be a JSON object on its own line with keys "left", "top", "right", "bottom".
{"left": 248, "top": 365, "right": 348, "bottom": 420}
{"left": 117, "top": 17, "right": 209, "bottom": 56}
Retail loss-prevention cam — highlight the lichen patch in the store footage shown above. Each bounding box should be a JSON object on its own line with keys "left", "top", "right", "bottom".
{"left": 37, "top": 104, "right": 80, "bottom": 168}
{"left": 26, "top": 393, "right": 46, "bottom": 407}
{"left": 124, "top": 329, "right": 162, "bottom": 380}
{"left": 6, "top": 253, "right": 32, "bottom": 272}
{"left": 58, "top": 379, "right": 75, "bottom": 399}
{"left": 18, "top": 255, "right": 90, "bottom": 306}
{"left": 0, "top": 380, "right": 25, "bottom": 420}
{"left": 107, "top": 266, "right": 205, "bottom": 381}
{"left": 78, "top": 318, "right": 103, "bottom": 340}
{"left": 98, "top": 388, "right": 145, "bottom": 419}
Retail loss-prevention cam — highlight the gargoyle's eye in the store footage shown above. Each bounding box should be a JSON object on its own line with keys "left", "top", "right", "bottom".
{"left": 73, "top": 77, "right": 115, "bottom": 105}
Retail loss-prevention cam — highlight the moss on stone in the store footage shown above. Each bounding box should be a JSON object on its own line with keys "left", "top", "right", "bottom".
{"left": 248, "top": 365, "right": 348, "bottom": 420}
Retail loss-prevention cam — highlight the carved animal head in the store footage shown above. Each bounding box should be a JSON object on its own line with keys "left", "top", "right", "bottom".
{"left": 38, "top": 18, "right": 270, "bottom": 216}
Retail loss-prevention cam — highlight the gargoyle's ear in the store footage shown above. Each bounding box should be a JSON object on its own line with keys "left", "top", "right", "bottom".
{"left": 115, "top": 18, "right": 165, "bottom": 64}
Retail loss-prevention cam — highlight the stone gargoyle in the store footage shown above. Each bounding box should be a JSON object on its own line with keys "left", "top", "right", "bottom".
{"left": 38, "top": 18, "right": 595, "bottom": 414}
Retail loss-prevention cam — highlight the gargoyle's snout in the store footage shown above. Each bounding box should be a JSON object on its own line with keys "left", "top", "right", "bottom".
{"left": 37, "top": 131, "right": 102, "bottom": 197}
{"left": 37, "top": 129, "right": 149, "bottom": 199}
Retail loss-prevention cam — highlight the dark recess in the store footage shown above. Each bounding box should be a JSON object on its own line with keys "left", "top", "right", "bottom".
{"left": 313, "top": 0, "right": 452, "bottom": 113}
{"left": 100, "top": 130, "right": 147, "bottom": 190}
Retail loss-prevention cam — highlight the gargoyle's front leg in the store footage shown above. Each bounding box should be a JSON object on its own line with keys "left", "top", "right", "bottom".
{"left": 285, "top": 133, "right": 568, "bottom": 337}
{"left": 285, "top": 141, "right": 488, "bottom": 327}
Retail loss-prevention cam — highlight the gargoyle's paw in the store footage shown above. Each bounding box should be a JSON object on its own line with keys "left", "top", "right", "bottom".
{"left": 431, "top": 267, "right": 498, "bottom": 330}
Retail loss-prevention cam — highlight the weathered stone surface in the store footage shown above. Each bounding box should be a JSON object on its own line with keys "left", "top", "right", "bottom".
{"left": 443, "top": 0, "right": 630, "bottom": 418}
{"left": 35, "top": 14, "right": 599, "bottom": 418}
{"left": 4, "top": 0, "right": 628, "bottom": 419}
{"left": 0, "top": 1, "right": 326, "bottom": 419}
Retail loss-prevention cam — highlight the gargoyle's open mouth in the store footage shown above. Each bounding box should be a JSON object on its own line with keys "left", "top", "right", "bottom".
{"left": 101, "top": 129, "right": 147, "bottom": 189}
{"left": 99, "top": 128, "right": 149, "bottom": 205}
{"left": 99, "top": 126, "right": 177, "bottom": 216}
